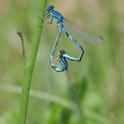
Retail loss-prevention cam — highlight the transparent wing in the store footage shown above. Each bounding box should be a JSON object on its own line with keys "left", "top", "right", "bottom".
{"left": 64, "top": 18, "right": 103, "bottom": 44}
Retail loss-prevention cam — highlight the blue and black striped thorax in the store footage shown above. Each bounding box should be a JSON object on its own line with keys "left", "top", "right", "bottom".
{"left": 59, "top": 50, "right": 68, "bottom": 71}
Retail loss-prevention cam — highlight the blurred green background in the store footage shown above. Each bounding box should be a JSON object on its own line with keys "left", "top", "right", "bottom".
{"left": 0, "top": 0, "right": 124, "bottom": 124}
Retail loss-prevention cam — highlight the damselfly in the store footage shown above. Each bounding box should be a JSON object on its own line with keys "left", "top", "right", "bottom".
{"left": 45, "top": 5, "right": 104, "bottom": 117}
{"left": 45, "top": 5, "right": 103, "bottom": 72}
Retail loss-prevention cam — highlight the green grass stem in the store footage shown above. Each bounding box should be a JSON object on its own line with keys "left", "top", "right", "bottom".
{"left": 19, "top": 0, "right": 48, "bottom": 124}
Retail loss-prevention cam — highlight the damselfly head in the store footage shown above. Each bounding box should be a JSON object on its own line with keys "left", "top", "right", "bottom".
{"left": 60, "top": 50, "right": 66, "bottom": 55}
{"left": 46, "top": 5, "right": 54, "bottom": 12}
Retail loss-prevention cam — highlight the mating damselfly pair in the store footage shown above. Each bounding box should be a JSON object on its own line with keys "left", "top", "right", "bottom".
{"left": 45, "top": 5, "right": 103, "bottom": 72}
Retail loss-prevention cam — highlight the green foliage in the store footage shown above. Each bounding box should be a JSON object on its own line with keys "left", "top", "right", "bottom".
{"left": 0, "top": 0, "right": 124, "bottom": 124}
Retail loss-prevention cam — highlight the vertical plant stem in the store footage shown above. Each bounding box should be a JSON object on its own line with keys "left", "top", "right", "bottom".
{"left": 19, "top": 0, "right": 48, "bottom": 124}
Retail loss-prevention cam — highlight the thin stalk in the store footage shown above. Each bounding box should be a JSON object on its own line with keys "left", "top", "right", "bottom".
{"left": 17, "top": 30, "right": 27, "bottom": 65}
{"left": 19, "top": 0, "right": 48, "bottom": 124}
{"left": 0, "top": 84, "right": 111, "bottom": 124}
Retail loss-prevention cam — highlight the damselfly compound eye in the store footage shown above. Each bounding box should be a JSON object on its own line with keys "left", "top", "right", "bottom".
{"left": 46, "top": 5, "right": 54, "bottom": 12}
